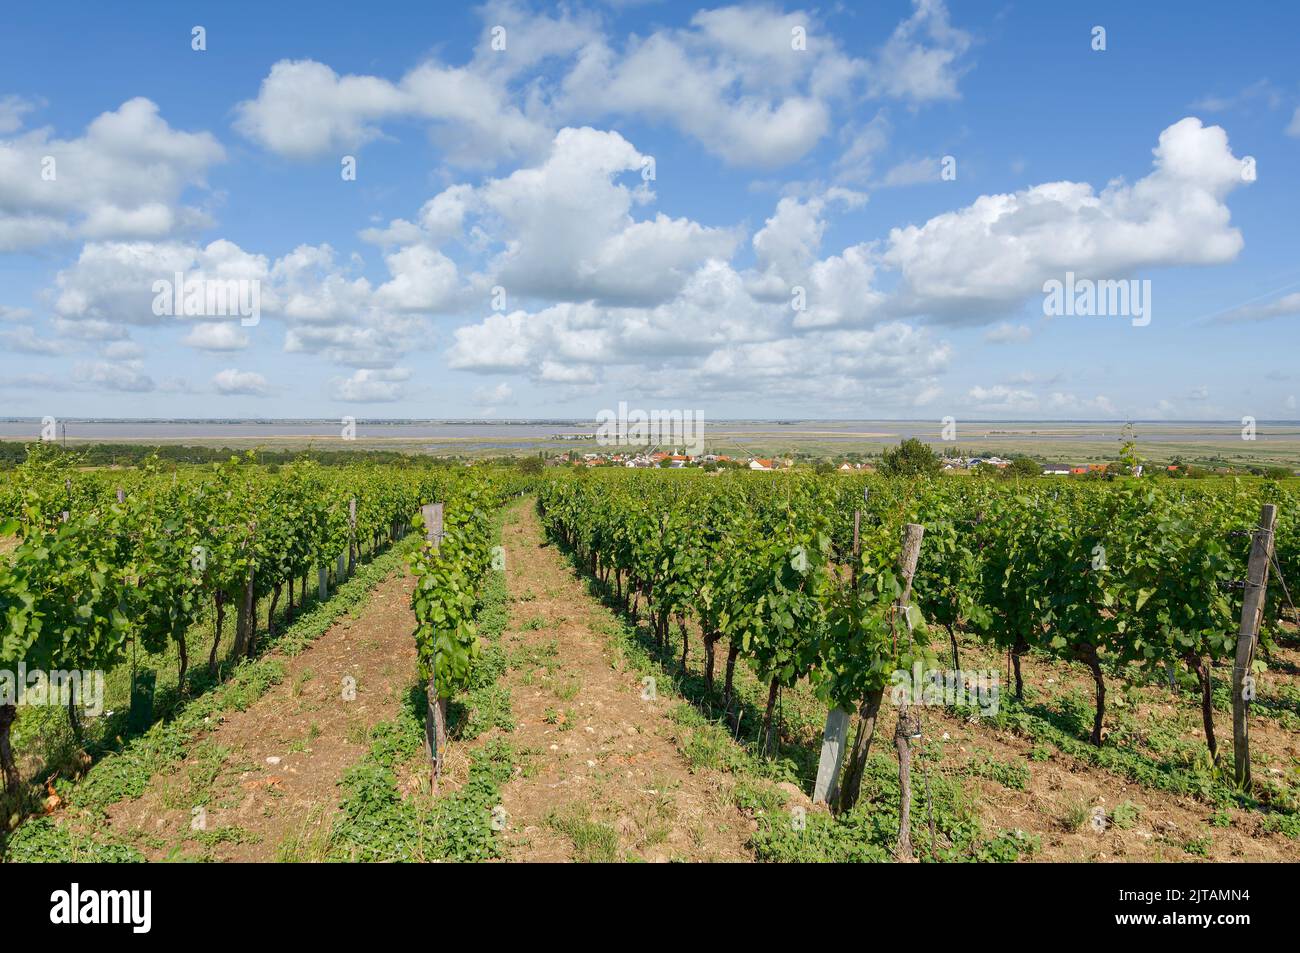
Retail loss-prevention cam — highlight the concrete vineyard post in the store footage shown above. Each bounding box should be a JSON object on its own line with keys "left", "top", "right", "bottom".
{"left": 1233, "top": 503, "right": 1275, "bottom": 789}
{"left": 813, "top": 508, "right": 863, "bottom": 806}
{"left": 813, "top": 707, "right": 852, "bottom": 806}
{"left": 422, "top": 502, "right": 444, "bottom": 546}
{"left": 318, "top": 565, "right": 327, "bottom": 601}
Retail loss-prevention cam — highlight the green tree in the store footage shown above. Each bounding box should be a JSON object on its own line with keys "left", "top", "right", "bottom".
{"left": 878, "top": 439, "right": 941, "bottom": 478}
{"left": 1007, "top": 456, "right": 1040, "bottom": 478}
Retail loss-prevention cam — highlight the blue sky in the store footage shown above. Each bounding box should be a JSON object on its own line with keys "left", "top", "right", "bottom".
{"left": 1, "top": 0, "right": 1299, "bottom": 421}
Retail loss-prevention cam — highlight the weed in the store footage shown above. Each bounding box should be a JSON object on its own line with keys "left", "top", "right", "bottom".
{"left": 1063, "top": 799, "right": 1091, "bottom": 832}
{"left": 1112, "top": 800, "right": 1141, "bottom": 830}
{"left": 967, "top": 753, "right": 1031, "bottom": 791}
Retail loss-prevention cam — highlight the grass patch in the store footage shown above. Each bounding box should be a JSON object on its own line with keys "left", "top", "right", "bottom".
{"left": 277, "top": 806, "right": 333, "bottom": 863}
{"left": 747, "top": 753, "right": 1038, "bottom": 863}
{"left": 966, "top": 753, "right": 1031, "bottom": 791}
{"left": 546, "top": 803, "right": 621, "bottom": 863}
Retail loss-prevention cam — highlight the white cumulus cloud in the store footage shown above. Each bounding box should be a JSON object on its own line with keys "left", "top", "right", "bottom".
{"left": 212, "top": 368, "right": 270, "bottom": 395}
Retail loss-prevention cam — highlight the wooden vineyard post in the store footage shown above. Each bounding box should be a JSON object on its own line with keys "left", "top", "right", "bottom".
{"left": 896, "top": 524, "right": 924, "bottom": 608}
{"left": 894, "top": 705, "right": 922, "bottom": 861}
{"left": 425, "top": 690, "right": 449, "bottom": 794}
{"left": 347, "top": 497, "right": 357, "bottom": 576}
{"left": 1233, "top": 503, "right": 1276, "bottom": 789}
{"left": 813, "top": 508, "right": 863, "bottom": 807}
{"left": 244, "top": 562, "right": 257, "bottom": 656}
{"left": 234, "top": 565, "right": 255, "bottom": 658}
{"left": 232, "top": 523, "right": 258, "bottom": 658}
{"left": 423, "top": 503, "right": 447, "bottom": 793}
{"left": 892, "top": 523, "right": 925, "bottom": 861}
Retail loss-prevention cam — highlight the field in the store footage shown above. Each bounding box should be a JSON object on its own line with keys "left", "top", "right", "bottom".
{"left": 5, "top": 419, "right": 1300, "bottom": 468}
{"left": 1, "top": 450, "right": 1298, "bottom": 863}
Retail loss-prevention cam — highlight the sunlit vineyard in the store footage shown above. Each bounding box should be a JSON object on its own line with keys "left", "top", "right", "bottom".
{"left": 3, "top": 452, "right": 1298, "bottom": 864}
{"left": 0, "top": 446, "right": 525, "bottom": 799}
{"left": 537, "top": 468, "right": 1300, "bottom": 851}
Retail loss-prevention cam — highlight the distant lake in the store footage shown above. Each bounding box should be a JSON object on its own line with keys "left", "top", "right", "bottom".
{"left": 1, "top": 419, "right": 1297, "bottom": 446}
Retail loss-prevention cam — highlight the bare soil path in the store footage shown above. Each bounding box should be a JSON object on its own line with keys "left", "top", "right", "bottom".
{"left": 490, "top": 502, "right": 752, "bottom": 862}
{"left": 918, "top": 644, "right": 1300, "bottom": 862}
{"left": 101, "top": 569, "right": 418, "bottom": 861}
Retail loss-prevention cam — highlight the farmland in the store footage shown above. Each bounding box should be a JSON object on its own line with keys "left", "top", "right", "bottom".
{"left": 5, "top": 418, "right": 1300, "bottom": 469}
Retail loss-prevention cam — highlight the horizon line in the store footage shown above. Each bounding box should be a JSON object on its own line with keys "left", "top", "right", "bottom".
{"left": 0, "top": 417, "right": 1293, "bottom": 426}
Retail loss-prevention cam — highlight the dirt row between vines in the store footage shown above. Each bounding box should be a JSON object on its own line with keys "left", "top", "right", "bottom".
{"left": 99, "top": 569, "right": 420, "bottom": 861}
{"left": 922, "top": 642, "right": 1300, "bottom": 862}
{"left": 486, "top": 501, "right": 752, "bottom": 861}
